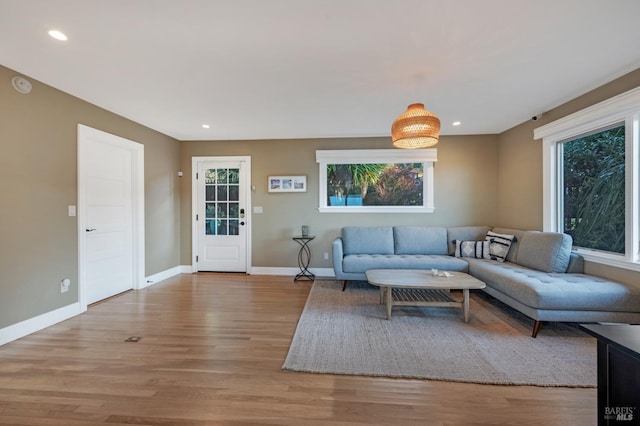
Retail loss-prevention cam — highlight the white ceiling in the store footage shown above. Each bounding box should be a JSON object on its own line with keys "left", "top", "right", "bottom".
{"left": 2, "top": 0, "right": 640, "bottom": 141}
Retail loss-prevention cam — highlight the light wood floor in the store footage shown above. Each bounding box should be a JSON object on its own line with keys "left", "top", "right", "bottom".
{"left": 0, "top": 273, "right": 596, "bottom": 425}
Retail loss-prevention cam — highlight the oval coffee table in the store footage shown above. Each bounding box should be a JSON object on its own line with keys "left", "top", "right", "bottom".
{"left": 365, "top": 269, "right": 486, "bottom": 323}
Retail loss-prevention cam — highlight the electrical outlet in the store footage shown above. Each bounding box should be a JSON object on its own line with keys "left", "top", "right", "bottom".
{"left": 60, "top": 278, "right": 70, "bottom": 293}
{"left": 323, "top": 252, "right": 329, "bottom": 260}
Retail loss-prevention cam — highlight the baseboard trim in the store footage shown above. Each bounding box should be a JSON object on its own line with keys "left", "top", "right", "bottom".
{"left": 248, "top": 267, "right": 335, "bottom": 277}
{"left": 0, "top": 302, "right": 83, "bottom": 346}
{"left": 142, "top": 265, "right": 185, "bottom": 289}
{"left": 182, "top": 265, "right": 335, "bottom": 278}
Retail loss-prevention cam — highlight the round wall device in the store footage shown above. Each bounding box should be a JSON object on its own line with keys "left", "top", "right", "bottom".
{"left": 11, "top": 76, "right": 32, "bottom": 94}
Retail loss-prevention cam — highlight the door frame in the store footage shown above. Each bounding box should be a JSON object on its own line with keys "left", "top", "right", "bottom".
{"left": 77, "top": 124, "right": 145, "bottom": 311}
{"left": 191, "top": 156, "right": 252, "bottom": 273}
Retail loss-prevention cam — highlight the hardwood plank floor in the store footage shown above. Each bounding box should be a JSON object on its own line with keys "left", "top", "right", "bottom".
{"left": 0, "top": 273, "right": 596, "bottom": 425}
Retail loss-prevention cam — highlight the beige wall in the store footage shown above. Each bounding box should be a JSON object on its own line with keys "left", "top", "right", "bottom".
{"left": 495, "top": 118, "right": 543, "bottom": 230}
{"left": 497, "top": 68, "right": 640, "bottom": 285}
{"left": 0, "top": 65, "right": 181, "bottom": 328}
{"left": 181, "top": 134, "right": 499, "bottom": 269}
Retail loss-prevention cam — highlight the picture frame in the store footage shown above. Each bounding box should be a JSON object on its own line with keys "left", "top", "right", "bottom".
{"left": 268, "top": 175, "right": 307, "bottom": 193}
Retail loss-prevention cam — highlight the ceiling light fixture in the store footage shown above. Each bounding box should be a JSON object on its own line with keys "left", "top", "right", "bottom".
{"left": 202, "top": 124, "right": 210, "bottom": 129}
{"left": 48, "top": 30, "right": 68, "bottom": 41}
{"left": 452, "top": 121, "right": 461, "bottom": 126}
{"left": 391, "top": 103, "right": 441, "bottom": 149}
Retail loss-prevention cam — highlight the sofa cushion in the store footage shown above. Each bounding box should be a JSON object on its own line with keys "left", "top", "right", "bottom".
{"left": 491, "top": 227, "right": 525, "bottom": 263}
{"left": 447, "top": 226, "right": 492, "bottom": 255}
{"left": 466, "top": 259, "right": 640, "bottom": 312}
{"left": 394, "top": 226, "right": 447, "bottom": 255}
{"left": 485, "top": 231, "right": 516, "bottom": 262}
{"left": 516, "top": 231, "right": 572, "bottom": 273}
{"left": 454, "top": 240, "right": 490, "bottom": 259}
{"left": 342, "top": 254, "right": 469, "bottom": 273}
{"left": 342, "top": 226, "right": 394, "bottom": 255}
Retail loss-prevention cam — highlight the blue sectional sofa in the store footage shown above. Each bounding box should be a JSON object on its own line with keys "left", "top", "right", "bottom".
{"left": 332, "top": 225, "right": 640, "bottom": 337}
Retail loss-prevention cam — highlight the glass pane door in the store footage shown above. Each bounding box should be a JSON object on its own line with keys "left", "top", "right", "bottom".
{"left": 204, "top": 167, "right": 240, "bottom": 236}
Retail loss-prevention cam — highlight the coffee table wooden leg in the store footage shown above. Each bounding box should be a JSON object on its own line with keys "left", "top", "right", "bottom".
{"left": 379, "top": 286, "right": 384, "bottom": 304}
{"left": 463, "top": 289, "right": 470, "bottom": 323}
{"left": 386, "top": 286, "right": 392, "bottom": 319}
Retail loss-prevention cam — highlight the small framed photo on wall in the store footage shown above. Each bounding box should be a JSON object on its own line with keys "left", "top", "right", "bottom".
{"left": 268, "top": 175, "right": 307, "bottom": 193}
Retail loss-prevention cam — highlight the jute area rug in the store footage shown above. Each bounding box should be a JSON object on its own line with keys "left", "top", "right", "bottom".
{"left": 283, "top": 280, "right": 596, "bottom": 387}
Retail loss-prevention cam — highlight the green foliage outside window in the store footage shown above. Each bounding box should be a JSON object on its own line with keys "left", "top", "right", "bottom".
{"left": 562, "top": 125, "right": 625, "bottom": 253}
{"left": 326, "top": 163, "right": 423, "bottom": 206}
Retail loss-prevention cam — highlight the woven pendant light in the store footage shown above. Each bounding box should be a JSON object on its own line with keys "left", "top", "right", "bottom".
{"left": 391, "top": 103, "right": 441, "bottom": 149}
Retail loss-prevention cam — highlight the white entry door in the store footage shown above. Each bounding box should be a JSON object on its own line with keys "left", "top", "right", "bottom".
{"left": 194, "top": 158, "right": 250, "bottom": 272}
{"left": 78, "top": 125, "right": 144, "bottom": 306}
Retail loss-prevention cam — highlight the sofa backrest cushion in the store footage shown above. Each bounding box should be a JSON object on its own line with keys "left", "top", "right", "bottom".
{"left": 446, "top": 226, "right": 492, "bottom": 254}
{"left": 393, "top": 226, "right": 448, "bottom": 255}
{"left": 491, "top": 227, "right": 525, "bottom": 263}
{"left": 516, "top": 231, "right": 573, "bottom": 272}
{"left": 342, "top": 226, "right": 394, "bottom": 255}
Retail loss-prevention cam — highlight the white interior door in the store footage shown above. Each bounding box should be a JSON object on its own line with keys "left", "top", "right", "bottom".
{"left": 194, "top": 158, "right": 250, "bottom": 272}
{"left": 78, "top": 125, "right": 144, "bottom": 306}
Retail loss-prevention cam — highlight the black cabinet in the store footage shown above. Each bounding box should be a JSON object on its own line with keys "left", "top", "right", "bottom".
{"left": 581, "top": 324, "right": 640, "bottom": 425}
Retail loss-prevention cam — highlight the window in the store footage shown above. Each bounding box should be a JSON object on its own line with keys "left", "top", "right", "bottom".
{"left": 316, "top": 149, "right": 437, "bottom": 213}
{"left": 561, "top": 124, "right": 625, "bottom": 254}
{"left": 535, "top": 87, "right": 640, "bottom": 270}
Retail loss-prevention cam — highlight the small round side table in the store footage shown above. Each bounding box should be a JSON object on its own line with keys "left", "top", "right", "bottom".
{"left": 293, "top": 236, "right": 315, "bottom": 281}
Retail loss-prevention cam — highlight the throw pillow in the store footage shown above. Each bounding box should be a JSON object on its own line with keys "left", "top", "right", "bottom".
{"left": 453, "top": 240, "right": 491, "bottom": 259}
{"left": 485, "top": 231, "right": 516, "bottom": 262}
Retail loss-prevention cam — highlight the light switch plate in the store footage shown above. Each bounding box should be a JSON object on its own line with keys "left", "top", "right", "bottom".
{"left": 68, "top": 205, "right": 76, "bottom": 217}
{"left": 253, "top": 206, "right": 263, "bottom": 214}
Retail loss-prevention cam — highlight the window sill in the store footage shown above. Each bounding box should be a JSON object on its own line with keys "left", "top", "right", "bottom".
{"left": 318, "top": 206, "right": 435, "bottom": 214}
{"left": 575, "top": 249, "right": 640, "bottom": 272}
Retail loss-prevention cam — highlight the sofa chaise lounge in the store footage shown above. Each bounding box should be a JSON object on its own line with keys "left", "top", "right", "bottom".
{"left": 332, "top": 225, "right": 640, "bottom": 337}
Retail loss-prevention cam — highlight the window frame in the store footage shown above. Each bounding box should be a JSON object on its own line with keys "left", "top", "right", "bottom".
{"left": 315, "top": 149, "right": 437, "bottom": 213}
{"left": 535, "top": 86, "right": 640, "bottom": 271}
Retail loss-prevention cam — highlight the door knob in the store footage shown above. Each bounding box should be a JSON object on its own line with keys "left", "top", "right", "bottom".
{"left": 86, "top": 228, "right": 96, "bottom": 232}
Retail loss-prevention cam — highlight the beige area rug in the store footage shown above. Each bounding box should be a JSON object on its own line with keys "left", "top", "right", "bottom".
{"left": 283, "top": 280, "right": 597, "bottom": 387}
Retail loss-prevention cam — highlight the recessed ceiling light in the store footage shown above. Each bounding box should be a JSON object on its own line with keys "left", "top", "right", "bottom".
{"left": 48, "top": 30, "right": 68, "bottom": 41}
{"left": 452, "top": 121, "right": 461, "bottom": 126}
{"left": 202, "top": 124, "right": 210, "bottom": 129}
